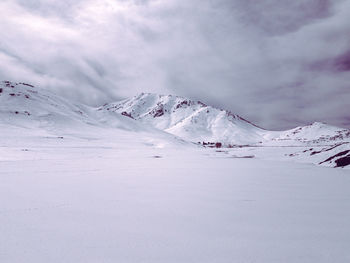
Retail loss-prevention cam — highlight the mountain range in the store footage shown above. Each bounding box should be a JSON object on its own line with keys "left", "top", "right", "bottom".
{"left": 100, "top": 92, "right": 350, "bottom": 147}
{"left": 1, "top": 81, "right": 349, "bottom": 167}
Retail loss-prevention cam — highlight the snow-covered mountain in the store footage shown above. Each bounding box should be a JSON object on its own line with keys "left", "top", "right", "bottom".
{"left": 0, "top": 81, "right": 158, "bottom": 133}
{"left": 1, "top": 81, "right": 349, "bottom": 167}
{"left": 0, "top": 81, "right": 93, "bottom": 129}
{"left": 100, "top": 93, "right": 350, "bottom": 147}
{"left": 266, "top": 122, "right": 350, "bottom": 144}
{"left": 0, "top": 81, "right": 187, "bottom": 148}
{"left": 98, "top": 93, "right": 266, "bottom": 145}
{"left": 99, "top": 92, "right": 350, "bottom": 167}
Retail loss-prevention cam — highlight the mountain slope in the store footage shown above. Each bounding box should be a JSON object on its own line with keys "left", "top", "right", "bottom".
{"left": 266, "top": 122, "right": 350, "bottom": 143}
{"left": 100, "top": 92, "right": 350, "bottom": 168}
{"left": 99, "top": 93, "right": 266, "bottom": 145}
{"left": 100, "top": 93, "right": 350, "bottom": 146}
{"left": 0, "top": 81, "right": 90, "bottom": 129}
{"left": 0, "top": 81, "right": 188, "bottom": 148}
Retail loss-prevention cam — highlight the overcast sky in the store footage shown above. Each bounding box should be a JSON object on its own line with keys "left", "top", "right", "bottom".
{"left": 0, "top": 0, "right": 349, "bottom": 129}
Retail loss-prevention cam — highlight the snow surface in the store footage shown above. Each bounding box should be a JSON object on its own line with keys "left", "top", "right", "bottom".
{"left": 1, "top": 124, "right": 350, "bottom": 263}
{"left": 1, "top": 81, "right": 350, "bottom": 262}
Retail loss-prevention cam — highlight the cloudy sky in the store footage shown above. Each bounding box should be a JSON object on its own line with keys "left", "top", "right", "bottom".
{"left": 0, "top": 0, "right": 349, "bottom": 129}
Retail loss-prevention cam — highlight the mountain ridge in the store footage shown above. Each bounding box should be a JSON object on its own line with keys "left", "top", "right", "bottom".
{"left": 2, "top": 81, "right": 349, "bottom": 146}
{"left": 1, "top": 81, "right": 349, "bottom": 167}
{"left": 100, "top": 92, "right": 350, "bottom": 147}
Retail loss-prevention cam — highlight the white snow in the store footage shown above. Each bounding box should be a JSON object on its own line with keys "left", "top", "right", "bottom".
{"left": 1, "top": 125, "right": 350, "bottom": 263}
{"left": 1, "top": 81, "right": 350, "bottom": 262}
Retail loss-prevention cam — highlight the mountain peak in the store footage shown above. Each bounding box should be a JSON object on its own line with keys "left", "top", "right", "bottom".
{"left": 99, "top": 92, "right": 265, "bottom": 145}
{"left": 132, "top": 92, "right": 208, "bottom": 108}
{"left": 99, "top": 92, "right": 350, "bottom": 146}
{"left": 310, "top": 121, "right": 328, "bottom": 127}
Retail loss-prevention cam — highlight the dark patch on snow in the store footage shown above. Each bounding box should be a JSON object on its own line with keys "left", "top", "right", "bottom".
{"left": 175, "top": 99, "right": 200, "bottom": 109}
{"left": 335, "top": 155, "right": 350, "bottom": 168}
{"left": 200, "top": 142, "right": 223, "bottom": 148}
{"left": 151, "top": 104, "right": 164, "bottom": 117}
{"left": 175, "top": 100, "right": 190, "bottom": 109}
{"left": 319, "top": 150, "right": 350, "bottom": 164}
{"left": 3, "top": 81, "right": 15, "bottom": 88}
{"left": 311, "top": 143, "right": 349, "bottom": 156}
{"left": 19, "top": 83, "right": 34, "bottom": 88}
{"left": 230, "top": 155, "right": 255, "bottom": 159}
{"left": 198, "top": 101, "right": 207, "bottom": 107}
{"left": 12, "top": 111, "right": 31, "bottom": 116}
{"left": 310, "top": 150, "right": 321, "bottom": 155}
{"left": 152, "top": 155, "right": 162, "bottom": 158}
{"left": 303, "top": 148, "right": 313, "bottom": 153}
{"left": 226, "top": 111, "right": 237, "bottom": 119}
{"left": 121, "top": 111, "right": 134, "bottom": 119}
{"left": 291, "top": 127, "right": 303, "bottom": 135}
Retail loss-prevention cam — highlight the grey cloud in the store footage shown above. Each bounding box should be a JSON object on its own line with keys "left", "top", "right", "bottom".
{"left": 0, "top": 0, "right": 349, "bottom": 129}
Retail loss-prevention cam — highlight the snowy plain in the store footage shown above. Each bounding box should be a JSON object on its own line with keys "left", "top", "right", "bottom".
{"left": 1, "top": 124, "right": 350, "bottom": 263}
{"left": 1, "top": 82, "right": 350, "bottom": 262}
